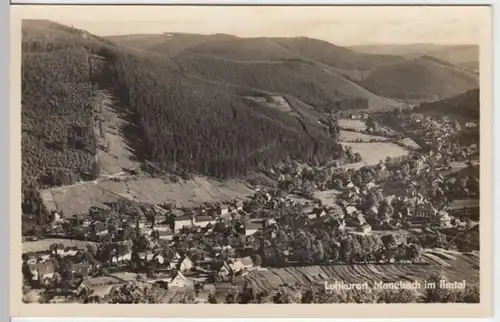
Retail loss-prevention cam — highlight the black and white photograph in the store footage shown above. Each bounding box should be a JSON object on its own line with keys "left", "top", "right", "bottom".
{"left": 15, "top": 5, "right": 490, "bottom": 312}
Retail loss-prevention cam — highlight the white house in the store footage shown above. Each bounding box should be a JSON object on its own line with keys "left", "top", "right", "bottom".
{"left": 111, "top": 251, "right": 132, "bottom": 264}
{"left": 272, "top": 215, "right": 281, "bottom": 224}
{"left": 174, "top": 216, "right": 193, "bottom": 231}
{"left": 240, "top": 256, "right": 254, "bottom": 270}
{"left": 177, "top": 256, "right": 194, "bottom": 272}
{"left": 169, "top": 271, "right": 192, "bottom": 288}
{"left": 139, "top": 252, "right": 165, "bottom": 265}
{"left": 155, "top": 225, "right": 172, "bottom": 232}
{"left": 218, "top": 205, "right": 230, "bottom": 216}
{"left": 345, "top": 205, "right": 358, "bottom": 216}
{"left": 414, "top": 203, "right": 437, "bottom": 219}
{"left": 235, "top": 201, "right": 244, "bottom": 211}
{"left": 56, "top": 248, "right": 79, "bottom": 257}
{"left": 435, "top": 211, "right": 452, "bottom": 228}
{"left": 245, "top": 222, "right": 262, "bottom": 236}
{"left": 25, "top": 251, "right": 52, "bottom": 264}
{"left": 229, "top": 259, "right": 245, "bottom": 273}
{"left": 358, "top": 224, "right": 372, "bottom": 233}
{"left": 195, "top": 216, "right": 215, "bottom": 228}
{"left": 76, "top": 276, "right": 124, "bottom": 298}
{"left": 217, "top": 261, "right": 232, "bottom": 277}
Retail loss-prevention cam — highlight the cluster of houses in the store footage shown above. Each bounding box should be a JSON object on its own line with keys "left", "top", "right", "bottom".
{"left": 23, "top": 240, "right": 260, "bottom": 301}
{"left": 311, "top": 169, "right": 479, "bottom": 235}
{"left": 23, "top": 196, "right": 267, "bottom": 301}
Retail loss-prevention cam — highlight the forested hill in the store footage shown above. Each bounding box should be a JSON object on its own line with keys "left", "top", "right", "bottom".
{"left": 413, "top": 89, "right": 480, "bottom": 120}
{"left": 22, "top": 20, "right": 349, "bottom": 189}
{"left": 109, "top": 33, "right": 479, "bottom": 103}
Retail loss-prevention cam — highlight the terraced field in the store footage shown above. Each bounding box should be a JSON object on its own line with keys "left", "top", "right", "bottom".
{"left": 243, "top": 249, "right": 479, "bottom": 294}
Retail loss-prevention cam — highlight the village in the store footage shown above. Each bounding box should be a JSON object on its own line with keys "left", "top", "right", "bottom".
{"left": 21, "top": 106, "right": 480, "bottom": 304}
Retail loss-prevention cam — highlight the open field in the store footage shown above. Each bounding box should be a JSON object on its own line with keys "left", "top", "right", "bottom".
{"left": 339, "top": 130, "right": 390, "bottom": 142}
{"left": 49, "top": 182, "right": 123, "bottom": 216}
{"left": 43, "top": 176, "right": 255, "bottom": 216}
{"left": 340, "top": 142, "right": 409, "bottom": 169}
{"left": 122, "top": 177, "right": 254, "bottom": 207}
{"left": 22, "top": 238, "right": 97, "bottom": 253}
{"left": 242, "top": 249, "right": 479, "bottom": 294}
{"left": 338, "top": 119, "right": 367, "bottom": 130}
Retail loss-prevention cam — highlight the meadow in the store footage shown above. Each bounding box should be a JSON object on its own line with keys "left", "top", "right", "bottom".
{"left": 42, "top": 176, "right": 255, "bottom": 216}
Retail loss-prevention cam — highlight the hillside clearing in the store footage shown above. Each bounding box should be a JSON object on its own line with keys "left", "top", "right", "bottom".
{"left": 43, "top": 176, "right": 255, "bottom": 216}
{"left": 94, "top": 90, "right": 141, "bottom": 176}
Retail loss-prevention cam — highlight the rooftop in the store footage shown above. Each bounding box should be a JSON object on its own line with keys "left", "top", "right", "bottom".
{"left": 448, "top": 199, "right": 479, "bottom": 210}
{"left": 29, "top": 261, "right": 56, "bottom": 275}
{"left": 175, "top": 215, "right": 192, "bottom": 221}
{"left": 196, "top": 215, "right": 214, "bottom": 222}
{"left": 240, "top": 256, "right": 254, "bottom": 266}
{"left": 245, "top": 222, "right": 263, "bottom": 230}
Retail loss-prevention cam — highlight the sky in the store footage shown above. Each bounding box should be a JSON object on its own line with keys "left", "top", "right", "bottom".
{"left": 16, "top": 5, "right": 487, "bottom": 46}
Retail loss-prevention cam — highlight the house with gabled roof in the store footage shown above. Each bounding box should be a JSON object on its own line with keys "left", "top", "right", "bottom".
{"left": 169, "top": 271, "right": 192, "bottom": 288}
{"left": 240, "top": 256, "right": 254, "bottom": 270}
{"left": 70, "top": 263, "right": 92, "bottom": 277}
{"left": 174, "top": 215, "right": 193, "bottom": 231}
{"left": 358, "top": 224, "right": 372, "bottom": 234}
{"left": 214, "top": 260, "right": 232, "bottom": 277}
{"left": 245, "top": 222, "right": 262, "bottom": 236}
{"left": 229, "top": 259, "right": 245, "bottom": 273}
{"left": 195, "top": 215, "right": 215, "bottom": 228}
{"left": 76, "top": 276, "right": 125, "bottom": 298}
{"left": 24, "top": 251, "right": 52, "bottom": 264}
{"left": 344, "top": 205, "right": 358, "bottom": 216}
{"left": 177, "top": 255, "right": 194, "bottom": 272}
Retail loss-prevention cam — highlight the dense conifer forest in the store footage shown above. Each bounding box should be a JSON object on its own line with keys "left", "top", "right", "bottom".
{"left": 21, "top": 20, "right": 347, "bottom": 191}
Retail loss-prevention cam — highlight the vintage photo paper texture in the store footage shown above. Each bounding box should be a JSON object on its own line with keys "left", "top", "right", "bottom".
{"left": 11, "top": 4, "right": 493, "bottom": 318}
